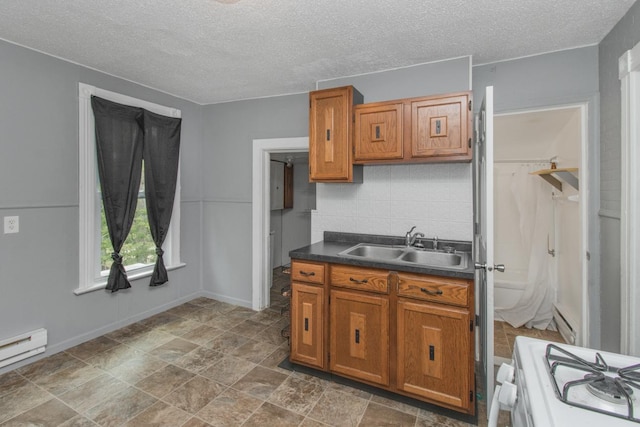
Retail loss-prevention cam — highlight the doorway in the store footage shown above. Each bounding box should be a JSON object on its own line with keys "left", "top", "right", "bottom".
{"left": 492, "top": 105, "right": 588, "bottom": 353}
{"left": 251, "top": 137, "right": 312, "bottom": 311}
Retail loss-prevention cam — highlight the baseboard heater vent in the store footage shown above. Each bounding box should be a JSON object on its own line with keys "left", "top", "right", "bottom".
{"left": 553, "top": 306, "right": 577, "bottom": 345}
{"left": 0, "top": 328, "right": 47, "bottom": 369}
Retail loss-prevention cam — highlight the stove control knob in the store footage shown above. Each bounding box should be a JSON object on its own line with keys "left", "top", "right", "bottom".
{"left": 496, "top": 362, "right": 515, "bottom": 384}
{"left": 498, "top": 381, "right": 517, "bottom": 409}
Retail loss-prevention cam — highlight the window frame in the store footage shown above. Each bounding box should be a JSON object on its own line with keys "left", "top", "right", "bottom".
{"left": 76, "top": 83, "right": 183, "bottom": 295}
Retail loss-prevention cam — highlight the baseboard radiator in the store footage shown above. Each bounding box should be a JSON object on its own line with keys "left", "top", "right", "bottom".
{"left": 552, "top": 306, "right": 577, "bottom": 345}
{"left": 0, "top": 328, "right": 47, "bottom": 369}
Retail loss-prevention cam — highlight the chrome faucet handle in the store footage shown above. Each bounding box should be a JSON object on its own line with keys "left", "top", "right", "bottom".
{"left": 405, "top": 226, "right": 417, "bottom": 246}
{"left": 433, "top": 236, "right": 439, "bottom": 250}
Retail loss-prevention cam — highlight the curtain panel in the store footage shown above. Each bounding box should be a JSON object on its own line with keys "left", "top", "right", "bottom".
{"left": 91, "top": 95, "right": 181, "bottom": 292}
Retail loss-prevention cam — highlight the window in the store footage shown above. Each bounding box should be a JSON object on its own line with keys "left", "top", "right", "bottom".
{"left": 77, "top": 83, "right": 183, "bottom": 294}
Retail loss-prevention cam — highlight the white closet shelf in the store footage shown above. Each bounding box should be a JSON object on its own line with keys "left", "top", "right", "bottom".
{"left": 530, "top": 167, "right": 579, "bottom": 192}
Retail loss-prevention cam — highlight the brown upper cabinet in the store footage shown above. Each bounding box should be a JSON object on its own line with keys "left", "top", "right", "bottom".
{"left": 353, "top": 91, "right": 472, "bottom": 164}
{"left": 309, "top": 86, "right": 364, "bottom": 182}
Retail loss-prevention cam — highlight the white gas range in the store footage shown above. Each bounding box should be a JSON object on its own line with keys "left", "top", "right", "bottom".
{"left": 490, "top": 336, "right": 640, "bottom": 426}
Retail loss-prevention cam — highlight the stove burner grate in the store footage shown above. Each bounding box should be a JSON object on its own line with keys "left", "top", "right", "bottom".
{"left": 545, "top": 343, "right": 640, "bottom": 423}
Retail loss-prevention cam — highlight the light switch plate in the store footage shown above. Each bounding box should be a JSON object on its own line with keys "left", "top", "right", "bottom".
{"left": 4, "top": 216, "right": 19, "bottom": 234}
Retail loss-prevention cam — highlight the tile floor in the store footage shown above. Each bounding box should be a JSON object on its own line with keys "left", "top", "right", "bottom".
{"left": 0, "top": 269, "right": 564, "bottom": 426}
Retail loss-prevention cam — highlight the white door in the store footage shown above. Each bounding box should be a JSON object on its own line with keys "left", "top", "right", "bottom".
{"left": 474, "top": 86, "right": 497, "bottom": 417}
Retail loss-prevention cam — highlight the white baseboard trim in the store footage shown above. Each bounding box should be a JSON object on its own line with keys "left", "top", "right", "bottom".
{"left": 0, "top": 291, "right": 204, "bottom": 375}
{"left": 200, "top": 291, "right": 253, "bottom": 310}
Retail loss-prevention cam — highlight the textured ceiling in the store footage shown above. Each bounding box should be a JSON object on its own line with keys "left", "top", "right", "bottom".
{"left": 0, "top": 0, "right": 635, "bottom": 104}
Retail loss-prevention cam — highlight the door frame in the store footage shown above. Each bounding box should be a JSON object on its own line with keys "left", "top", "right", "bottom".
{"left": 493, "top": 102, "right": 590, "bottom": 346}
{"left": 619, "top": 40, "right": 640, "bottom": 355}
{"left": 251, "top": 137, "right": 309, "bottom": 311}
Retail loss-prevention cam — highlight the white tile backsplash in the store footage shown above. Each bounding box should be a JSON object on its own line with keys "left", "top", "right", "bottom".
{"left": 311, "top": 163, "right": 474, "bottom": 243}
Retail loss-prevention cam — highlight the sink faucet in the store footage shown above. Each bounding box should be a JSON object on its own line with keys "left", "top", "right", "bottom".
{"left": 405, "top": 226, "right": 425, "bottom": 247}
{"left": 433, "top": 236, "right": 439, "bottom": 251}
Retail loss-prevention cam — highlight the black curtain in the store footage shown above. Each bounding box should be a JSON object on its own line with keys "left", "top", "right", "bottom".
{"left": 91, "top": 96, "right": 143, "bottom": 292}
{"left": 140, "top": 109, "right": 182, "bottom": 286}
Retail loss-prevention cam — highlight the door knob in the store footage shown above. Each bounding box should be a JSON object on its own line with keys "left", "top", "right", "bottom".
{"left": 474, "top": 262, "right": 505, "bottom": 272}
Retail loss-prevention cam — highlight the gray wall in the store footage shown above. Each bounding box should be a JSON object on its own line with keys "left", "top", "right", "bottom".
{"left": 0, "top": 39, "right": 203, "bottom": 374}
{"left": 598, "top": 0, "right": 640, "bottom": 352}
{"left": 200, "top": 95, "right": 308, "bottom": 307}
{"left": 318, "top": 56, "right": 471, "bottom": 101}
{"left": 473, "top": 46, "right": 602, "bottom": 348}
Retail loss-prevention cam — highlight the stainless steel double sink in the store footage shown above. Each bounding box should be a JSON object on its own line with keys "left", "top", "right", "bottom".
{"left": 337, "top": 243, "right": 469, "bottom": 270}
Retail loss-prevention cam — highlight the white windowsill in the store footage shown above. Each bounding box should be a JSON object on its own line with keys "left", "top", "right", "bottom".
{"left": 74, "top": 263, "right": 187, "bottom": 295}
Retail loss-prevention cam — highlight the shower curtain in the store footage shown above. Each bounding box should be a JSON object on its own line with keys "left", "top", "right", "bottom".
{"left": 496, "top": 164, "right": 554, "bottom": 329}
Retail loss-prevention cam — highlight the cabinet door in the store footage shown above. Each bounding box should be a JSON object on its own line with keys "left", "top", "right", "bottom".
{"left": 309, "top": 86, "right": 362, "bottom": 182}
{"left": 397, "top": 299, "right": 473, "bottom": 412}
{"left": 354, "top": 102, "right": 403, "bottom": 161}
{"left": 270, "top": 161, "right": 284, "bottom": 210}
{"left": 410, "top": 94, "right": 470, "bottom": 159}
{"left": 330, "top": 290, "right": 389, "bottom": 386}
{"left": 291, "top": 283, "right": 324, "bottom": 369}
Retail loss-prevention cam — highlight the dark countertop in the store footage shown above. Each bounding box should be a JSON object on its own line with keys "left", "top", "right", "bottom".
{"left": 289, "top": 232, "right": 475, "bottom": 280}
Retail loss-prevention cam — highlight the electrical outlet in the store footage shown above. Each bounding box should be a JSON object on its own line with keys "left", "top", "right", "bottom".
{"left": 4, "top": 216, "right": 19, "bottom": 234}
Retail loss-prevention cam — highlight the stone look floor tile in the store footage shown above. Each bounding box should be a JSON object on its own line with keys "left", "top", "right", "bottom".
{"left": 182, "top": 417, "right": 214, "bottom": 427}
{"left": 199, "top": 356, "right": 256, "bottom": 386}
{"left": 85, "top": 344, "right": 145, "bottom": 371}
{"left": 172, "top": 347, "right": 225, "bottom": 373}
{"left": 123, "top": 401, "right": 191, "bottom": 427}
{"left": 137, "top": 312, "right": 180, "bottom": 329}
{"left": 243, "top": 401, "right": 305, "bottom": 427}
{"left": 148, "top": 338, "right": 199, "bottom": 363}
{"left": 164, "top": 375, "right": 226, "bottom": 414}
{"left": 59, "top": 374, "right": 130, "bottom": 413}
{"left": 0, "top": 371, "right": 28, "bottom": 398}
{"left": 105, "top": 323, "right": 149, "bottom": 343}
{"left": 228, "top": 339, "right": 279, "bottom": 363}
{"left": 250, "top": 309, "right": 282, "bottom": 326}
{"left": 157, "top": 317, "right": 201, "bottom": 336}
{"left": 231, "top": 365, "right": 288, "bottom": 400}
{"left": 0, "top": 383, "right": 54, "bottom": 424}
{"left": 259, "top": 345, "right": 293, "bottom": 373}
{"left": 359, "top": 402, "right": 417, "bottom": 426}
{"left": 307, "top": 388, "right": 369, "bottom": 427}
{"left": 195, "top": 388, "right": 263, "bottom": 427}
{"left": 254, "top": 323, "right": 289, "bottom": 346}
{"left": 369, "top": 394, "right": 420, "bottom": 416}
{"left": 178, "top": 325, "right": 224, "bottom": 346}
{"left": 33, "top": 362, "right": 103, "bottom": 396}
{"left": 105, "top": 354, "right": 168, "bottom": 384}
{"left": 268, "top": 375, "right": 325, "bottom": 415}
{"left": 65, "top": 336, "right": 120, "bottom": 361}
{"left": 229, "top": 320, "right": 267, "bottom": 338}
{"left": 300, "top": 417, "right": 330, "bottom": 426}
{"left": 135, "top": 364, "right": 195, "bottom": 398}
{"left": 58, "top": 415, "right": 99, "bottom": 426}
{"left": 84, "top": 386, "right": 157, "bottom": 427}
{"left": 16, "top": 352, "right": 85, "bottom": 381}
{"left": 205, "top": 332, "right": 251, "bottom": 354}
{"left": 1, "top": 397, "right": 78, "bottom": 426}
{"left": 119, "top": 329, "right": 175, "bottom": 352}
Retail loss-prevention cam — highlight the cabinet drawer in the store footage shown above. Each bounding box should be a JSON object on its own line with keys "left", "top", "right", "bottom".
{"left": 397, "top": 273, "right": 469, "bottom": 307}
{"left": 330, "top": 265, "right": 389, "bottom": 294}
{"left": 291, "top": 261, "right": 325, "bottom": 284}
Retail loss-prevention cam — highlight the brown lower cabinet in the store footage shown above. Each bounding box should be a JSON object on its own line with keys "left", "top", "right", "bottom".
{"left": 330, "top": 289, "right": 389, "bottom": 386}
{"left": 289, "top": 259, "right": 475, "bottom": 415}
